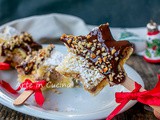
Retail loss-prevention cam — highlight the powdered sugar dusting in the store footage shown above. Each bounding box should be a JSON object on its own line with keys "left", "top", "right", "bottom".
{"left": 43, "top": 50, "right": 64, "bottom": 66}
{"left": 57, "top": 52, "right": 105, "bottom": 89}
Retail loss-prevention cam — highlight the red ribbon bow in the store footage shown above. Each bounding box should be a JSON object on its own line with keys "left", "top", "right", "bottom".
{"left": 0, "top": 62, "right": 46, "bottom": 106}
{"left": 17, "top": 79, "right": 47, "bottom": 106}
{"left": 0, "top": 79, "right": 47, "bottom": 106}
{"left": 106, "top": 76, "right": 160, "bottom": 120}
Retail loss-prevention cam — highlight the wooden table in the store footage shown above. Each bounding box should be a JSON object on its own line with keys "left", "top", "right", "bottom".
{"left": 0, "top": 55, "right": 159, "bottom": 120}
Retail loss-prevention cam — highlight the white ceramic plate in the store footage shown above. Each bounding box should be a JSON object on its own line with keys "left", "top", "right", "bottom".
{"left": 0, "top": 44, "right": 144, "bottom": 120}
{"left": 0, "top": 14, "right": 144, "bottom": 119}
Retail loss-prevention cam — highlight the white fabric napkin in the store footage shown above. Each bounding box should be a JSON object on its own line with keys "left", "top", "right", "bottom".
{"left": 0, "top": 13, "right": 148, "bottom": 55}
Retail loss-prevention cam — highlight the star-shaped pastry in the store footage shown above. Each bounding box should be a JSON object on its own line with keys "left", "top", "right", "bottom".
{"left": 60, "top": 23, "right": 133, "bottom": 85}
{"left": 16, "top": 44, "right": 78, "bottom": 89}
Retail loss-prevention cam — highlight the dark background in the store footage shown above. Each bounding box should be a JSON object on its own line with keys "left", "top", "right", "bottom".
{"left": 0, "top": 0, "right": 160, "bottom": 27}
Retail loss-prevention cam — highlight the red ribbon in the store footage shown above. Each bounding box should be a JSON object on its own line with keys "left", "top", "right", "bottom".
{"left": 0, "top": 62, "right": 10, "bottom": 70}
{"left": 106, "top": 76, "right": 160, "bottom": 120}
{"left": 0, "top": 80, "right": 18, "bottom": 94}
{"left": 0, "top": 79, "right": 47, "bottom": 106}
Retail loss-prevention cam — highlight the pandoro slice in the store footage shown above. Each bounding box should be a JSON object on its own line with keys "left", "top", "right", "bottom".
{"left": 16, "top": 44, "right": 77, "bottom": 89}
{"left": 56, "top": 23, "right": 133, "bottom": 95}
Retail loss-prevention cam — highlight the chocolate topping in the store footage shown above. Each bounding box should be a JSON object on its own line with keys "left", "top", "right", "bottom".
{"left": 60, "top": 23, "right": 133, "bottom": 84}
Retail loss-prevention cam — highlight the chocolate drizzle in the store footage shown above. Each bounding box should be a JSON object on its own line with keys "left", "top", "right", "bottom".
{"left": 60, "top": 23, "right": 133, "bottom": 84}
{"left": 16, "top": 44, "right": 54, "bottom": 75}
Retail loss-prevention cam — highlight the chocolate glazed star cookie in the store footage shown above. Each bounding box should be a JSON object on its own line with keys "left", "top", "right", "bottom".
{"left": 56, "top": 23, "right": 133, "bottom": 95}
